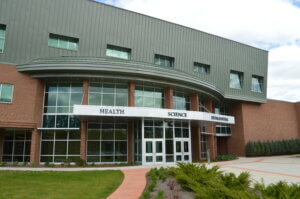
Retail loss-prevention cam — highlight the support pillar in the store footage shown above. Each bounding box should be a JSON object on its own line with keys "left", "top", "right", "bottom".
{"left": 204, "top": 98, "right": 217, "bottom": 159}
{"left": 80, "top": 121, "right": 87, "bottom": 160}
{"left": 0, "top": 130, "right": 4, "bottom": 162}
{"left": 30, "top": 128, "right": 41, "bottom": 164}
{"left": 190, "top": 93, "right": 201, "bottom": 162}
{"left": 128, "top": 81, "right": 135, "bottom": 107}
{"left": 165, "top": 87, "right": 173, "bottom": 109}
{"left": 80, "top": 79, "right": 89, "bottom": 161}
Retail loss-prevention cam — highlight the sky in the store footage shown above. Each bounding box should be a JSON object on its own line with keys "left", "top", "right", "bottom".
{"left": 96, "top": 0, "right": 300, "bottom": 102}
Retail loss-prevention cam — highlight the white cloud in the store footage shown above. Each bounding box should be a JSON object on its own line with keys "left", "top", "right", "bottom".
{"left": 109, "top": 0, "right": 300, "bottom": 102}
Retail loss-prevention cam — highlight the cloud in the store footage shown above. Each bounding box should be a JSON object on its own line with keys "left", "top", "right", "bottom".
{"left": 102, "top": 0, "right": 300, "bottom": 102}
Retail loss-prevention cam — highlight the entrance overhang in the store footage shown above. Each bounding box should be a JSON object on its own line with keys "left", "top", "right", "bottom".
{"left": 73, "top": 105, "right": 235, "bottom": 125}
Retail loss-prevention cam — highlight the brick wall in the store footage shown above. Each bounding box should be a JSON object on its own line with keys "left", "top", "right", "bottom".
{"left": 229, "top": 99, "right": 299, "bottom": 156}
{"left": 0, "top": 64, "right": 44, "bottom": 129}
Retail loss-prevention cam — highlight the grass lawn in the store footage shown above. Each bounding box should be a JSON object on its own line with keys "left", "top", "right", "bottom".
{"left": 0, "top": 170, "right": 124, "bottom": 199}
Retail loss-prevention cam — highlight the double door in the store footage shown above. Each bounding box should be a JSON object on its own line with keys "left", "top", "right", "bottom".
{"left": 144, "top": 139, "right": 164, "bottom": 164}
{"left": 174, "top": 139, "right": 190, "bottom": 162}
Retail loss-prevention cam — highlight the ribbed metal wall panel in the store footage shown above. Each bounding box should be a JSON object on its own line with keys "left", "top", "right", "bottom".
{"left": 0, "top": 0, "right": 268, "bottom": 102}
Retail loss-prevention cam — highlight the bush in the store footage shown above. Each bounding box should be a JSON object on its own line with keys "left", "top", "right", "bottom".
{"left": 0, "top": 162, "right": 7, "bottom": 167}
{"left": 13, "top": 161, "right": 18, "bottom": 167}
{"left": 75, "top": 158, "right": 86, "bottom": 167}
{"left": 214, "top": 155, "right": 238, "bottom": 161}
{"left": 245, "top": 138, "right": 300, "bottom": 157}
{"left": 22, "top": 162, "right": 27, "bottom": 167}
{"left": 254, "top": 181, "right": 300, "bottom": 199}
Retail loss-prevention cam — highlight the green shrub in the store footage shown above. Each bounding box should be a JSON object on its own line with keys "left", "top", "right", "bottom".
{"left": 75, "top": 158, "right": 86, "bottom": 167}
{"left": 254, "top": 181, "right": 300, "bottom": 199}
{"left": 44, "top": 161, "right": 50, "bottom": 167}
{"left": 154, "top": 190, "right": 164, "bottom": 199}
{"left": 0, "top": 162, "right": 7, "bottom": 167}
{"left": 31, "top": 162, "right": 37, "bottom": 167}
{"left": 245, "top": 139, "right": 300, "bottom": 157}
{"left": 22, "top": 162, "right": 27, "bottom": 167}
{"left": 13, "top": 161, "right": 18, "bottom": 167}
{"left": 214, "top": 155, "right": 238, "bottom": 161}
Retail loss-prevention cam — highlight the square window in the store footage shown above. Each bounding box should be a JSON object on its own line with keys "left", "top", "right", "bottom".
{"left": 0, "top": 84, "right": 13, "bottom": 103}
{"left": 252, "top": 75, "right": 263, "bottom": 93}
{"left": 194, "top": 62, "right": 210, "bottom": 74}
{"left": 106, "top": 45, "right": 131, "bottom": 60}
{"left": 230, "top": 71, "right": 243, "bottom": 89}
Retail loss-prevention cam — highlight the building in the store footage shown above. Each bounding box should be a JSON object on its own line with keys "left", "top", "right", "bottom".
{"left": 0, "top": 0, "right": 299, "bottom": 165}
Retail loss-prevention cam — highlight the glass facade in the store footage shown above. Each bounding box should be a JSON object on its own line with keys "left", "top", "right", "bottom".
{"left": 173, "top": 91, "right": 190, "bottom": 110}
{"left": 40, "top": 130, "right": 80, "bottom": 162}
{"left": 0, "top": 84, "right": 13, "bottom": 103}
{"left": 252, "top": 76, "right": 263, "bottom": 93}
{"left": 87, "top": 119, "right": 128, "bottom": 163}
{"left": 48, "top": 33, "right": 78, "bottom": 51}
{"left": 154, "top": 54, "right": 174, "bottom": 67}
{"left": 89, "top": 81, "right": 128, "bottom": 106}
{"left": 43, "top": 81, "right": 82, "bottom": 128}
{"left": 230, "top": 71, "right": 243, "bottom": 89}
{"left": 0, "top": 24, "right": 6, "bottom": 53}
{"left": 106, "top": 45, "right": 131, "bottom": 59}
{"left": 135, "top": 85, "right": 164, "bottom": 108}
{"left": 2, "top": 130, "right": 31, "bottom": 162}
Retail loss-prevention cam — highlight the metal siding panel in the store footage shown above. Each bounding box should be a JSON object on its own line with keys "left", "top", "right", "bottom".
{"left": 0, "top": 0, "right": 268, "bottom": 102}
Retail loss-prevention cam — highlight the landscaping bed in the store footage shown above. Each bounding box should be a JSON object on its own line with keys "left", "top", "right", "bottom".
{"left": 140, "top": 163, "right": 300, "bottom": 199}
{"left": 0, "top": 170, "right": 124, "bottom": 199}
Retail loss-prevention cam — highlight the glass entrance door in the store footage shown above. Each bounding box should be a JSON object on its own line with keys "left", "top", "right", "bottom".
{"left": 144, "top": 139, "right": 164, "bottom": 164}
{"left": 174, "top": 139, "right": 190, "bottom": 162}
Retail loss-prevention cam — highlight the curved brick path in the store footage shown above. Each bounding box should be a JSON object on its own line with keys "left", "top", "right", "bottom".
{"left": 107, "top": 168, "right": 150, "bottom": 199}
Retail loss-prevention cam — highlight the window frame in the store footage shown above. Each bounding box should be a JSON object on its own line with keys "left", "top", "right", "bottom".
{"left": 193, "top": 62, "right": 210, "bottom": 74}
{"left": 0, "top": 83, "right": 14, "bottom": 103}
{"left": 106, "top": 44, "right": 131, "bottom": 60}
{"left": 0, "top": 24, "right": 6, "bottom": 53}
{"left": 48, "top": 33, "right": 79, "bottom": 51}
{"left": 251, "top": 75, "right": 264, "bottom": 93}
{"left": 154, "top": 54, "right": 174, "bottom": 68}
{"left": 229, "top": 70, "right": 244, "bottom": 90}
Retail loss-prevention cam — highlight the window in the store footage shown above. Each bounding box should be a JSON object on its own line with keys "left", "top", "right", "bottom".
{"left": 106, "top": 45, "right": 131, "bottom": 59}
{"left": 154, "top": 54, "right": 174, "bottom": 67}
{"left": 0, "top": 84, "right": 13, "bottom": 103}
{"left": 214, "top": 103, "right": 231, "bottom": 135}
{"left": 48, "top": 33, "right": 79, "bottom": 51}
{"left": 252, "top": 75, "right": 263, "bottom": 93}
{"left": 43, "top": 82, "right": 83, "bottom": 128}
{"left": 199, "top": 97, "right": 206, "bottom": 112}
{"left": 89, "top": 80, "right": 128, "bottom": 106}
{"left": 230, "top": 70, "right": 243, "bottom": 89}
{"left": 0, "top": 24, "right": 6, "bottom": 53}
{"left": 194, "top": 62, "right": 210, "bottom": 74}
{"left": 2, "top": 130, "right": 31, "bottom": 162}
{"left": 135, "top": 85, "right": 164, "bottom": 108}
{"left": 87, "top": 119, "right": 128, "bottom": 163}
{"left": 201, "top": 133, "right": 207, "bottom": 159}
{"left": 173, "top": 91, "right": 190, "bottom": 110}
{"left": 40, "top": 130, "right": 80, "bottom": 163}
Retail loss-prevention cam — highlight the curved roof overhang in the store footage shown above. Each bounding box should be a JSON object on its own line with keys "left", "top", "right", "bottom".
{"left": 17, "top": 57, "right": 226, "bottom": 101}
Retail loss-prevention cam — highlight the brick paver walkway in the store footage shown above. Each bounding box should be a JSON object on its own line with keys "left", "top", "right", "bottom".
{"left": 107, "top": 168, "right": 150, "bottom": 199}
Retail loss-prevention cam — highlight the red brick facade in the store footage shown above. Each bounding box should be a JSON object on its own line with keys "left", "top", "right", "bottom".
{"left": 0, "top": 64, "right": 299, "bottom": 163}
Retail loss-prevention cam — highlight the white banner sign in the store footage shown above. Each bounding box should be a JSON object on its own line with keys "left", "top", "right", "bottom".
{"left": 73, "top": 105, "right": 235, "bottom": 124}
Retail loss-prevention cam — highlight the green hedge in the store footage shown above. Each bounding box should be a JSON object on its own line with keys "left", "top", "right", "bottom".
{"left": 245, "top": 139, "right": 300, "bottom": 157}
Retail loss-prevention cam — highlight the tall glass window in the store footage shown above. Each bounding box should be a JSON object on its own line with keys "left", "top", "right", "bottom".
{"left": 173, "top": 91, "right": 190, "bottom": 110}
{"left": 214, "top": 103, "right": 231, "bottom": 135}
{"left": 0, "top": 84, "right": 13, "bottom": 103}
{"left": 135, "top": 85, "right": 164, "bottom": 108}
{"left": 0, "top": 24, "right": 6, "bottom": 53}
{"left": 48, "top": 33, "right": 79, "bottom": 51}
{"left": 89, "top": 81, "right": 128, "bottom": 106}
{"left": 106, "top": 45, "right": 131, "bottom": 60}
{"left": 201, "top": 134, "right": 207, "bottom": 159}
{"left": 230, "top": 70, "right": 243, "bottom": 89}
{"left": 43, "top": 81, "right": 83, "bottom": 128}
{"left": 251, "top": 75, "right": 263, "bottom": 93}
{"left": 2, "top": 130, "right": 31, "bottom": 162}
{"left": 199, "top": 96, "right": 206, "bottom": 112}
{"left": 40, "top": 130, "right": 80, "bottom": 163}
{"left": 87, "top": 119, "right": 128, "bottom": 163}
